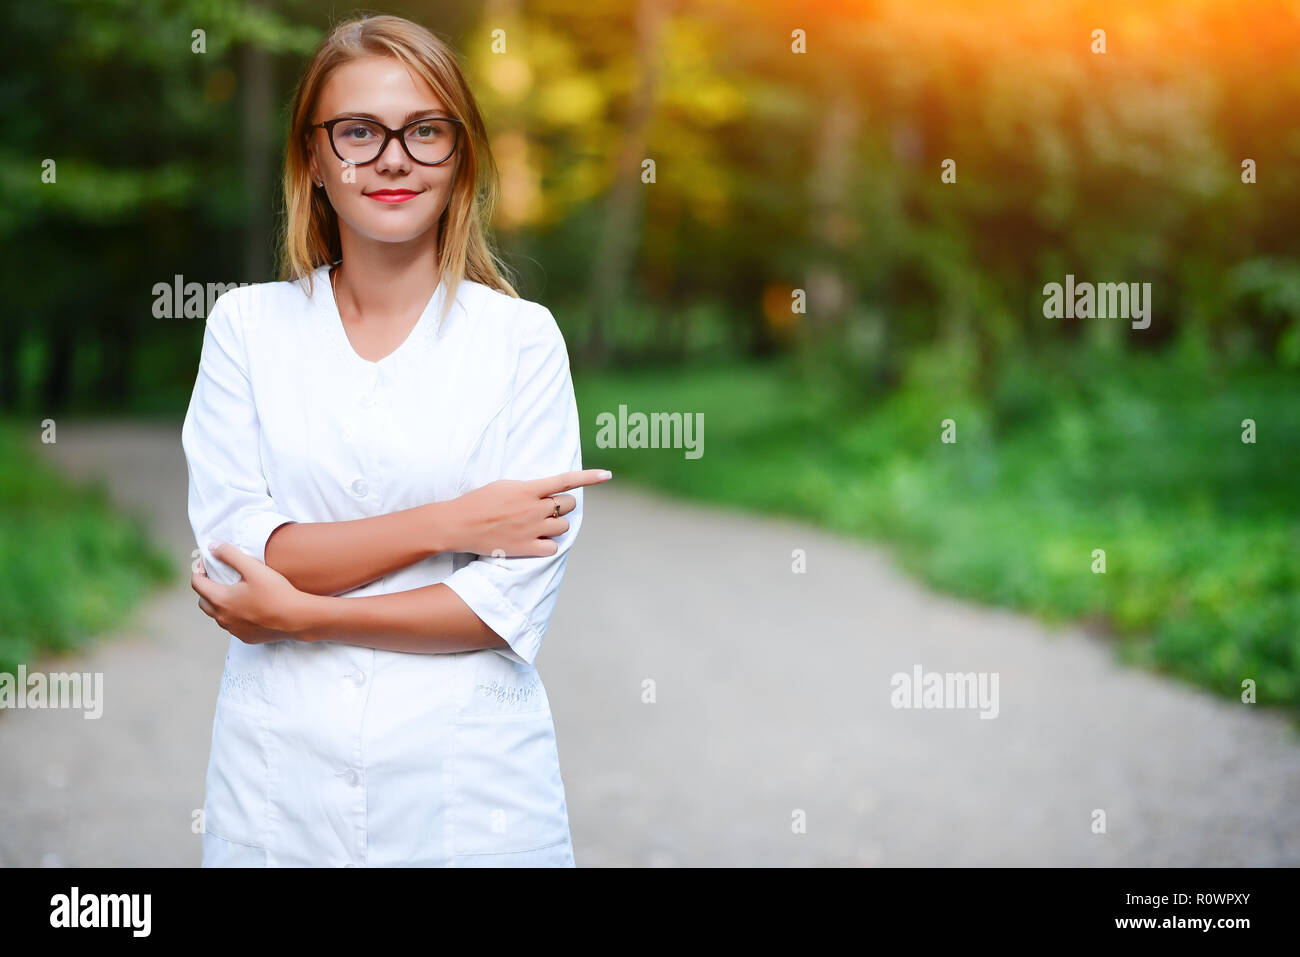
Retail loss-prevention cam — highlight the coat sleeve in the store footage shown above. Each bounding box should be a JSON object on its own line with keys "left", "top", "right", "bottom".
{"left": 440, "top": 302, "right": 584, "bottom": 668}
{"left": 181, "top": 291, "right": 298, "bottom": 587}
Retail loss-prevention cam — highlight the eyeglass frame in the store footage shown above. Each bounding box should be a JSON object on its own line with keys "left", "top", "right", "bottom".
{"left": 310, "top": 115, "right": 465, "bottom": 167}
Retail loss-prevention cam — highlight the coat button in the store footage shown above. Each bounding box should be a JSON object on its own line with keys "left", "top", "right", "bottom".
{"left": 344, "top": 769, "right": 361, "bottom": 787}
{"left": 350, "top": 478, "right": 368, "bottom": 497}
{"left": 351, "top": 671, "right": 366, "bottom": 686}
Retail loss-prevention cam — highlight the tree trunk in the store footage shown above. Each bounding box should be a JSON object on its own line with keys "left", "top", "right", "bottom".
{"left": 585, "top": 0, "right": 667, "bottom": 367}
{"left": 242, "top": 6, "right": 275, "bottom": 281}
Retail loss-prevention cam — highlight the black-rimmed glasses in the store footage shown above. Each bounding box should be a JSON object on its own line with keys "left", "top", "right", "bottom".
{"left": 311, "top": 115, "right": 464, "bottom": 166}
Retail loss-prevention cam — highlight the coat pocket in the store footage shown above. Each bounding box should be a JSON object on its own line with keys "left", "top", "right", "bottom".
{"left": 449, "top": 709, "right": 572, "bottom": 859}
{"left": 459, "top": 651, "right": 550, "bottom": 717}
{"left": 216, "top": 636, "right": 278, "bottom": 714}
{"left": 203, "top": 638, "right": 278, "bottom": 850}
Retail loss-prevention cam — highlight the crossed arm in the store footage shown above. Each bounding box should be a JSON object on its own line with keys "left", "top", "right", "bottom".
{"left": 265, "top": 499, "right": 507, "bottom": 652}
{"left": 262, "top": 502, "right": 448, "bottom": 598}
{"left": 192, "top": 474, "right": 609, "bottom": 663}
{"left": 184, "top": 294, "right": 605, "bottom": 665}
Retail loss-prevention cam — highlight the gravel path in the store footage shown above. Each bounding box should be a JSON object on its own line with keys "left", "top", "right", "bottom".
{"left": 3, "top": 419, "right": 1297, "bottom": 866}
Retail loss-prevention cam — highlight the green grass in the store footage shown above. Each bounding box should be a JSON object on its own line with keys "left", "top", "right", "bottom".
{"left": 574, "top": 346, "right": 1300, "bottom": 714}
{"left": 0, "top": 418, "right": 175, "bottom": 679}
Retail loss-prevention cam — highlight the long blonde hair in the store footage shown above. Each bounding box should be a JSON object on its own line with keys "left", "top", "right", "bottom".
{"left": 277, "top": 13, "right": 519, "bottom": 322}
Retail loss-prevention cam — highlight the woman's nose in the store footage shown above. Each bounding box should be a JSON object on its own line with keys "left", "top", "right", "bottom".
{"left": 374, "top": 133, "right": 411, "bottom": 173}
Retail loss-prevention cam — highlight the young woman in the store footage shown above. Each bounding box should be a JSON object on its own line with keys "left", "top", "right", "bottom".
{"left": 182, "top": 13, "right": 611, "bottom": 867}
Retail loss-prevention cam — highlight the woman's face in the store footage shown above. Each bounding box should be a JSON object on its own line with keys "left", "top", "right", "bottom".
{"left": 308, "top": 55, "right": 458, "bottom": 249}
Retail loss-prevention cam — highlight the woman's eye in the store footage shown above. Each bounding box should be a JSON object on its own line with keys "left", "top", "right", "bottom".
{"left": 413, "top": 122, "right": 443, "bottom": 138}
{"left": 343, "top": 125, "right": 375, "bottom": 140}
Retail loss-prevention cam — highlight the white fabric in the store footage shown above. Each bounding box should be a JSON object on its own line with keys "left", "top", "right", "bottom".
{"left": 181, "top": 264, "right": 581, "bottom": 866}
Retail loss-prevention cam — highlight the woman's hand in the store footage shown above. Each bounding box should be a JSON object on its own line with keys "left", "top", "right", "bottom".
{"left": 448, "top": 468, "right": 612, "bottom": 558}
{"left": 192, "top": 542, "right": 313, "bottom": 643}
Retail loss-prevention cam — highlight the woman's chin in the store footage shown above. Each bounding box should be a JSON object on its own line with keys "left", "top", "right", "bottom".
{"left": 345, "top": 219, "right": 441, "bottom": 246}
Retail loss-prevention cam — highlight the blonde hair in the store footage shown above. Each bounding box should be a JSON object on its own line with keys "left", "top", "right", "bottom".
{"left": 276, "top": 13, "right": 519, "bottom": 323}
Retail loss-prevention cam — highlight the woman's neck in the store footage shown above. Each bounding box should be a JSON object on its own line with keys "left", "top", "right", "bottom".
{"left": 332, "top": 230, "right": 441, "bottom": 323}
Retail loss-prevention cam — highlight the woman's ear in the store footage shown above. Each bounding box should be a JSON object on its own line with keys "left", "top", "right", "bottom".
{"left": 306, "top": 138, "right": 322, "bottom": 186}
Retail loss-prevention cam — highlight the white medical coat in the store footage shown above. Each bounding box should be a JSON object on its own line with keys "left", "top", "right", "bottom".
{"left": 181, "top": 264, "right": 581, "bottom": 866}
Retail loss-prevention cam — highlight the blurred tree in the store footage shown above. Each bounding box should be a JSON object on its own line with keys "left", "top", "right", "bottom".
{"left": 0, "top": 0, "right": 318, "bottom": 412}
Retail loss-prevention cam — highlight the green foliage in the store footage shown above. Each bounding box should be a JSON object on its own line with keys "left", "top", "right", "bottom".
{"left": 0, "top": 419, "right": 175, "bottom": 678}
{"left": 7, "top": 0, "right": 1299, "bottom": 412}
{"left": 1225, "top": 258, "right": 1300, "bottom": 366}
{"left": 576, "top": 344, "right": 1300, "bottom": 712}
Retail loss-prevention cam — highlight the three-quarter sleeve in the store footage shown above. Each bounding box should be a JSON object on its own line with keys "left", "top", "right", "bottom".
{"left": 441, "top": 302, "right": 584, "bottom": 667}
{"left": 181, "top": 291, "right": 298, "bottom": 588}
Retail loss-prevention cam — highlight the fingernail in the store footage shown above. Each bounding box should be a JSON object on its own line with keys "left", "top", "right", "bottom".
{"left": 598, "top": 470, "right": 612, "bottom": 479}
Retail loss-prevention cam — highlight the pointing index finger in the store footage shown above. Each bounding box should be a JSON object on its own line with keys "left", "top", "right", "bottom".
{"left": 529, "top": 469, "right": 613, "bottom": 496}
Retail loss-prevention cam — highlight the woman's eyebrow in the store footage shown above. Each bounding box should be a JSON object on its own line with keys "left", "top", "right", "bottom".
{"left": 331, "top": 109, "right": 449, "bottom": 123}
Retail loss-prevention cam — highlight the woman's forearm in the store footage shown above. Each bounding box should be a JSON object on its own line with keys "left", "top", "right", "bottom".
{"left": 260, "top": 468, "right": 601, "bottom": 599}
{"left": 291, "top": 580, "right": 512, "bottom": 655}
{"left": 264, "top": 501, "right": 457, "bottom": 597}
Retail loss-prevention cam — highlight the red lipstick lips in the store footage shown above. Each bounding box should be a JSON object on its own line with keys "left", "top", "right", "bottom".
{"left": 366, "top": 188, "right": 421, "bottom": 204}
